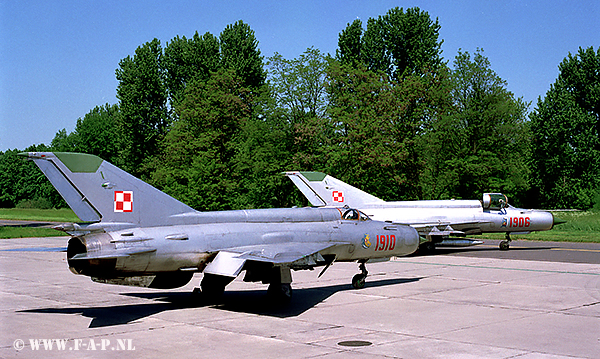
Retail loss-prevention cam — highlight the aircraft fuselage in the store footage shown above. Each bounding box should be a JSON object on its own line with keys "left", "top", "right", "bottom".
{"left": 360, "top": 201, "right": 555, "bottom": 235}
{"left": 67, "top": 207, "right": 419, "bottom": 285}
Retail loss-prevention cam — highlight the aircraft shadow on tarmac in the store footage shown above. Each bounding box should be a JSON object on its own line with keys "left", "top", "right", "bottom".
{"left": 415, "top": 245, "right": 554, "bottom": 256}
{"left": 19, "top": 277, "right": 421, "bottom": 328}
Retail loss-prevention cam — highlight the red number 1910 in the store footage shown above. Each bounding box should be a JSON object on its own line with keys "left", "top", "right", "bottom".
{"left": 375, "top": 235, "right": 396, "bottom": 251}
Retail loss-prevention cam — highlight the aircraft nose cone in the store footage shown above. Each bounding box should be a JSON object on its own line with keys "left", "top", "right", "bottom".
{"left": 552, "top": 215, "right": 567, "bottom": 227}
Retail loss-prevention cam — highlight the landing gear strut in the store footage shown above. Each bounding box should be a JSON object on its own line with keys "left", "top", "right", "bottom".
{"left": 200, "top": 273, "right": 233, "bottom": 301}
{"left": 352, "top": 261, "right": 368, "bottom": 289}
{"left": 267, "top": 266, "right": 293, "bottom": 301}
{"left": 499, "top": 233, "right": 511, "bottom": 251}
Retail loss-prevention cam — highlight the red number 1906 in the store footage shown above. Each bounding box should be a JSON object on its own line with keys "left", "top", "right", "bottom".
{"left": 509, "top": 217, "right": 530, "bottom": 228}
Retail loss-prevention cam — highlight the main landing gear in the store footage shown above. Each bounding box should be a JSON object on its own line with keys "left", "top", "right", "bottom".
{"left": 499, "top": 233, "right": 511, "bottom": 251}
{"left": 266, "top": 266, "right": 293, "bottom": 301}
{"left": 199, "top": 273, "right": 234, "bottom": 301}
{"left": 197, "top": 266, "right": 293, "bottom": 303}
{"left": 268, "top": 282, "right": 292, "bottom": 301}
{"left": 352, "top": 261, "right": 368, "bottom": 289}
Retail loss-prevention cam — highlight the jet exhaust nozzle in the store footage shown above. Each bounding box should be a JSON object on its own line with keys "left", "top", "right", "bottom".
{"left": 67, "top": 235, "right": 117, "bottom": 276}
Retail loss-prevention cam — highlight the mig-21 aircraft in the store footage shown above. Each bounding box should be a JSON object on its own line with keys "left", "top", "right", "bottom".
{"left": 20, "top": 152, "right": 420, "bottom": 298}
{"left": 285, "top": 172, "right": 562, "bottom": 251}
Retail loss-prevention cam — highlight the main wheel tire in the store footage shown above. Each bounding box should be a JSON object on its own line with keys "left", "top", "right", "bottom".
{"left": 424, "top": 241, "right": 436, "bottom": 252}
{"left": 201, "top": 274, "right": 227, "bottom": 301}
{"left": 352, "top": 274, "right": 366, "bottom": 289}
{"left": 267, "top": 283, "right": 292, "bottom": 301}
{"left": 499, "top": 240, "right": 510, "bottom": 251}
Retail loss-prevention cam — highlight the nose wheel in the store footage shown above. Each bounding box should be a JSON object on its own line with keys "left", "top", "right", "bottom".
{"left": 352, "top": 261, "right": 368, "bottom": 289}
{"left": 499, "top": 233, "right": 511, "bottom": 251}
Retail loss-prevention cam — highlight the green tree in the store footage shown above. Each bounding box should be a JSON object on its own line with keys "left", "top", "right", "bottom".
{"left": 230, "top": 111, "right": 295, "bottom": 209}
{"left": 530, "top": 46, "right": 600, "bottom": 209}
{"left": 163, "top": 32, "right": 220, "bottom": 107}
{"left": 72, "top": 104, "right": 121, "bottom": 163}
{"left": 50, "top": 128, "right": 77, "bottom": 152}
{"left": 360, "top": 17, "right": 390, "bottom": 74}
{"left": 324, "top": 63, "right": 428, "bottom": 200}
{"left": 151, "top": 69, "right": 252, "bottom": 210}
{"left": 150, "top": 21, "right": 274, "bottom": 210}
{"left": 0, "top": 146, "right": 64, "bottom": 208}
{"left": 219, "top": 20, "right": 266, "bottom": 91}
{"left": 329, "top": 7, "right": 450, "bottom": 200}
{"left": 336, "top": 19, "right": 363, "bottom": 67}
{"left": 46, "top": 104, "right": 120, "bottom": 161}
{"left": 0, "top": 150, "right": 29, "bottom": 207}
{"left": 384, "top": 7, "right": 443, "bottom": 79}
{"left": 116, "top": 38, "right": 168, "bottom": 175}
{"left": 446, "top": 49, "right": 530, "bottom": 203}
{"left": 267, "top": 47, "right": 330, "bottom": 124}
{"left": 266, "top": 48, "right": 340, "bottom": 192}
{"left": 337, "top": 7, "right": 443, "bottom": 80}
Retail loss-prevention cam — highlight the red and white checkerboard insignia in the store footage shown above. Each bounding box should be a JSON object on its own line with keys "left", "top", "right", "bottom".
{"left": 332, "top": 191, "right": 344, "bottom": 203}
{"left": 114, "top": 191, "right": 133, "bottom": 212}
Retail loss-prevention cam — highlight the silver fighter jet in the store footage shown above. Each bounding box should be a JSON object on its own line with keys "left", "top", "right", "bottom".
{"left": 20, "top": 152, "right": 419, "bottom": 298}
{"left": 285, "top": 171, "right": 562, "bottom": 251}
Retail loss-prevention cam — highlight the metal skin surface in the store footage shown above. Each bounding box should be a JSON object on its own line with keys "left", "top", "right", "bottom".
{"left": 19, "top": 152, "right": 419, "bottom": 297}
{"left": 285, "top": 171, "right": 558, "bottom": 250}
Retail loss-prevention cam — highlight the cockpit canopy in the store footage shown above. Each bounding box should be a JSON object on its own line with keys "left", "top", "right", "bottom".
{"left": 482, "top": 193, "right": 508, "bottom": 210}
{"left": 341, "top": 208, "right": 371, "bottom": 221}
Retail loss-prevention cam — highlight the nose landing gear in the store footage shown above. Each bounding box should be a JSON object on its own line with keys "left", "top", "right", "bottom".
{"left": 352, "top": 261, "right": 368, "bottom": 289}
{"left": 499, "top": 233, "right": 511, "bottom": 250}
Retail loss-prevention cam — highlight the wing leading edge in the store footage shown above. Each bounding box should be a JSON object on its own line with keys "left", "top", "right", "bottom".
{"left": 204, "top": 242, "right": 346, "bottom": 277}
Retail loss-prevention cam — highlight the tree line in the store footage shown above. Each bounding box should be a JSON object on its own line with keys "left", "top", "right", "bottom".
{"left": 1, "top": 7, "right": 599, "bottom": 212}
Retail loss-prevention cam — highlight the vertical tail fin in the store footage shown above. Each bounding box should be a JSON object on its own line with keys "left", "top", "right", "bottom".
{"left": 284, "top": 171, "right": 385, "bottom": 207}
{"left": 20, "top": 152, "right": 194, "bottom": 226}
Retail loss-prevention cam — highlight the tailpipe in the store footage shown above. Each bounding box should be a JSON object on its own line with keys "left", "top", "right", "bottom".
{"left": 67, "top": 234, "right": 117, "bottom": 277}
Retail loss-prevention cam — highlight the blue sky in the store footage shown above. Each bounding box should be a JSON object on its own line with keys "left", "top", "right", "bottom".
{"left": 1, "top": 0, "right": 598, "bottom": 151}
